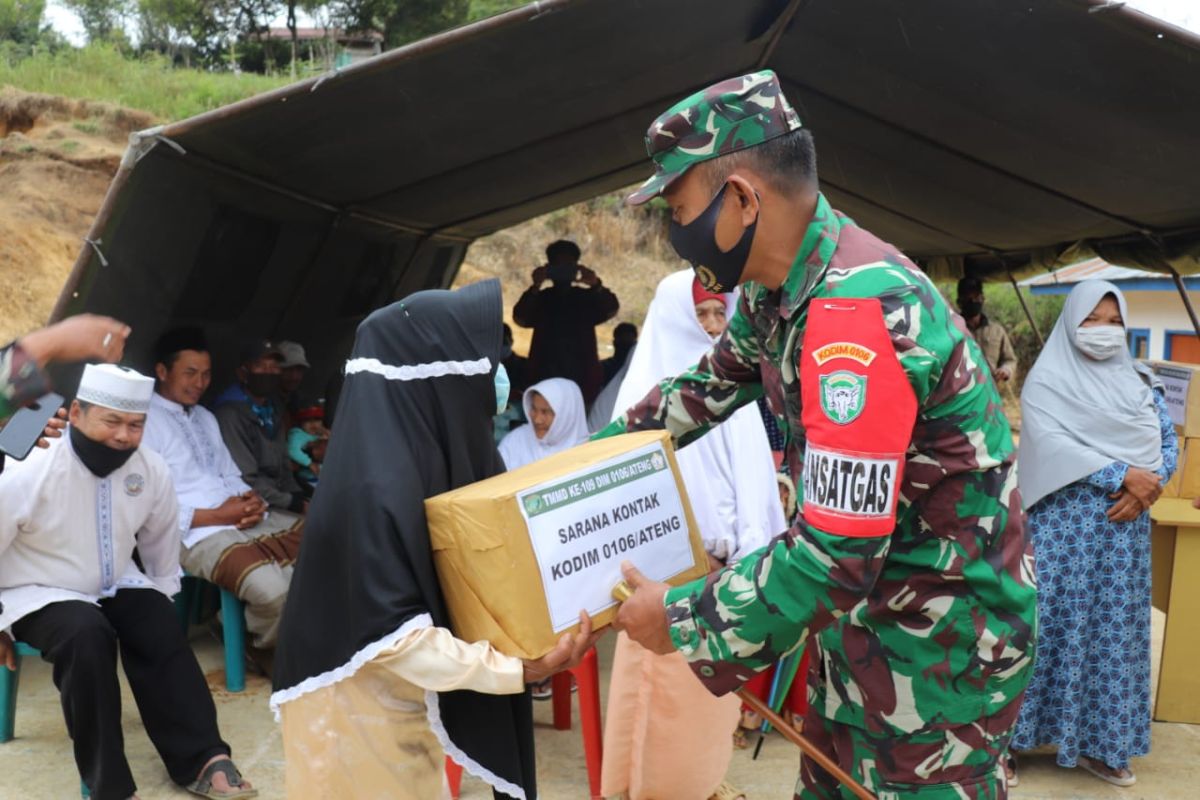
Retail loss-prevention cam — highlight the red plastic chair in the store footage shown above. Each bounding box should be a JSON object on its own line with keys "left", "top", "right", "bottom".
{"left": 445, "top": 757, "right": 463, "bottom": 799}
{"left": 445, "top": 648, "right": 603, "bottom": 799}
{"left": 551, "top": 647, "right": 603, "bottom": 799}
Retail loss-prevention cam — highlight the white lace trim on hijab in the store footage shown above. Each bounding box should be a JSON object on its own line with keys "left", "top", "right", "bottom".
{"left": 345, "top": 356, "right": 492, "bottom": 381}
{"left": 267, "top": 611, "right": 527, "bottom": 800}
{"left": 426, "top": 690, "right": 527, "bottom": 800}
{"left": 268, "top": 613, "right": 434, "bottom": 717}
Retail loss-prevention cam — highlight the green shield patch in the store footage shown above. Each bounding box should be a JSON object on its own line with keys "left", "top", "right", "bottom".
{"left": 819, "top": 370, "right": 867, "bottom": 425}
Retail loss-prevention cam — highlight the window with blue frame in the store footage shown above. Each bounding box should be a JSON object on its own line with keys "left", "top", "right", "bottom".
{"left": 1127, "top": 328, "right": 1150, "bottom": 359}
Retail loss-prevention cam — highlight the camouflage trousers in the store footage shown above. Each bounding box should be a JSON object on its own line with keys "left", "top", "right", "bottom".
{"left": 795, "top": 696, "right": 1022, "bottom": 799}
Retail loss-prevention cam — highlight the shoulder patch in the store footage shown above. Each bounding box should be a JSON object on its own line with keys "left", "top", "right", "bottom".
{"left": 819, "top": 371, "right": 867, "bottom": 424}
{"left": 800, "top": 297, "right": 918, "bottom": 537}
{"left": 811, "top": 342, "right": 876, "bottom": 367}
{"left": 802, "top": 445, "right": 900, "bottom": 521}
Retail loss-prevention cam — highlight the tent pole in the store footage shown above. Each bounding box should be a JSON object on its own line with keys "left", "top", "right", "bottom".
{"left": 1167, "top": 265, "right": 1200, "bottom": 339}
{"left": 1007, "top": 270, "right": 1044, "bottom": 347}
{"left": 49, "top": 150, "right": 136, "bottom": 323}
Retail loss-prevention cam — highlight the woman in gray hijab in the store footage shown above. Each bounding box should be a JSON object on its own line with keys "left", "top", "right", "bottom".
{"left": 1009, "top": 280, "right": 1177, "bottom": 788}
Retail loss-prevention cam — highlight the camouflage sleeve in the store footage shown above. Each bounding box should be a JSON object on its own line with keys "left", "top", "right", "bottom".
{"left": 665, "top": 527, "right": 892, "bottom": 694}
{"left": 593, "top": 292, "right": 764, "bottom": 445}
{"left": 662, "top": 266, "right": 971, "bottom": 694}
{"left": 0, "top": 341, "right": 51, "bottom": 423}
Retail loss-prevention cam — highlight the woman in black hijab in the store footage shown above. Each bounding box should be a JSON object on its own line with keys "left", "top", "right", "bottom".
{"left": 271, "top": 280, "right": 594, "bottom": 800}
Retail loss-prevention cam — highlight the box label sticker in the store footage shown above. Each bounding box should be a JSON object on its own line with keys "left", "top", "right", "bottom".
{"left": 518, "top": 441, "right": 696, "bottom": 632}
{"left": 1155, "top": 365, "right": 1191, "bottom": 428}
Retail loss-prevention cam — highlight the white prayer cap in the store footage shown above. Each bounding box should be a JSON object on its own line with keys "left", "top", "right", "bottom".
{"left": 76, "top": 364, "right": 155, "bottom": 414}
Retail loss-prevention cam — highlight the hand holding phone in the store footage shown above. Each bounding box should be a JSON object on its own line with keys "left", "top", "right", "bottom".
{"left": 0, "top": 393, "right": 66, "bottom": 461}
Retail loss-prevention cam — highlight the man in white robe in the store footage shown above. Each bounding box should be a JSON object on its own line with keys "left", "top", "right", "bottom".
{"left": 143, "top": 328, "right": 299, "bottom": 650}
{"left": 0, "top": 364, "right": 256, "bottom": 800}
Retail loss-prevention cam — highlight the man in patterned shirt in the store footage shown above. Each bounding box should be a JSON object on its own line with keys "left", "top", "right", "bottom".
{"left": 603, "top": 71, "right": 1036, "bottom": 798}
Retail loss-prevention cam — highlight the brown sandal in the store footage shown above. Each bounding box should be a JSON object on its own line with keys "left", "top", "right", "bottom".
{"left": 185, "top": 758, "right": 258, "bottom": 799}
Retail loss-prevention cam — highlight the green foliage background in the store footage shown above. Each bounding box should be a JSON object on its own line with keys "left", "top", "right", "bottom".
{"left": 935, "top": 280, "right": 1064, "bottom": 393}
{"left": 0, "top": 43, "right": 290, "bottom": 119}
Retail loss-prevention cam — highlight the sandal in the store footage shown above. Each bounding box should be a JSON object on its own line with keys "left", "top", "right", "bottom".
{"left": 1005, "top": 754, "right": 1018, "bottom": 788}
{"left": 708, "top": 780, "right": 746, "bottom": 800}
{"left": 185, "top": 758, "right": 258, "bottom": 799}
{"left": 732, "top": 725, "right": 752, "bottom": 750}
{"left": 1079, "top": 756, "right": 1136, "bottom": 787}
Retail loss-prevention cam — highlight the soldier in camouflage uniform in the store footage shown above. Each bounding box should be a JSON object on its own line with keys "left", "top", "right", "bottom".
{"left": 603, "top": 71, "right": 1036, "bottom": 799}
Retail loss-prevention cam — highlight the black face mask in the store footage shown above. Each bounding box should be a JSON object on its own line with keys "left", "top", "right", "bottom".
{"left": 245, "top": 372, "right": 281, "bottom": 399}
{"left": 959, "top": 299, "right": 984, "bottom": 318}
{"left": 69, "top": 424, "right": 136, "bottom": 478}
{"left": 668, "top": 183, "right": 758, "bottom": 293}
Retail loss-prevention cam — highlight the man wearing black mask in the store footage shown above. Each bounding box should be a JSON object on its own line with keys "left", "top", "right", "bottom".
{"left": 957, "top": 276, "right": 1018, "bottom": 384}
{"left": 215, "top": 339, "right": 307, "bottom": 514}
{"left": 0, "top": 364, "right": 257, "bottom": 800}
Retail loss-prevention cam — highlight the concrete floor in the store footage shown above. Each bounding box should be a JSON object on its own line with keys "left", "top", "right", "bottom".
{"left": 1, "top": 611, "right": 1197, "bottom": 799}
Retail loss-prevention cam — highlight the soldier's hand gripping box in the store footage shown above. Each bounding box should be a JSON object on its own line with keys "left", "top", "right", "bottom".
{"left": 425, "top": 430, "right": 708, "bottom": 660}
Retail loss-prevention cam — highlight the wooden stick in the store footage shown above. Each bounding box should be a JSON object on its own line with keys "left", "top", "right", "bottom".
{"left": 736, "top": 689, "right": 876, "bottom": 800}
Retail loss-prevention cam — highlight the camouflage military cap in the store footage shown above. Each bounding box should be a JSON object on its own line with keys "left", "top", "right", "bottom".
{"left": 626, "top": 70, "right": 803, "bottom": 206}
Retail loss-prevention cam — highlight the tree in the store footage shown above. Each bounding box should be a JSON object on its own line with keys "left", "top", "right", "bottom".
{"left": 468, "top": 0, "right": 521, "bottom": 23}
{"left": 137, "top": 0, "right": 233, "bottom": 66}
{"left": 63, "top": 0, "right": 131, "bottom": 43}
{"left": 0, "top": 0, "right": 45, "bottom": 43}
{"left": 330, "top": 0, "right": 468, "bottom": 50}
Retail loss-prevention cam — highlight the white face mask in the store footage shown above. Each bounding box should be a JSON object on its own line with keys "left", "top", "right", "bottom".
{"left": 1075, "top": 324, "right": 1126, "bottom": 360}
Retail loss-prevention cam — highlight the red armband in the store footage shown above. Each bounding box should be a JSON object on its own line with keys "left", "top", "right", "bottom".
{"left": 800, "top": 298, "right": 917, "bottom": 537}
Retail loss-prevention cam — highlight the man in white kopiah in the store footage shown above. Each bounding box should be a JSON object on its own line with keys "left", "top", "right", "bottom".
{"left": 143, "top": 328, "right": 300, "bottom": 650}
{"left": 0, "top": 364, "right": 257, "bottom": 800}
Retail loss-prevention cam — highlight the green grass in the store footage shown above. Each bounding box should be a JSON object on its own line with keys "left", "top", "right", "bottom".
{"left": 0, "top": 44, "right": 292, "bottom": 122}
{"left": 935, "top": 279, "right": 1064, "bottom": 390}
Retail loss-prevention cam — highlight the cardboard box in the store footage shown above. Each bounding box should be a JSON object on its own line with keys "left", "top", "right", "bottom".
{"left": 1175, "top": 437, "right": 1200, "bottom": 499}
{"left": 426, "top": 430, "right": 708, "bottom": 660}
{"left": 1149, "top": 361, "right": 1200, "bottom": 438}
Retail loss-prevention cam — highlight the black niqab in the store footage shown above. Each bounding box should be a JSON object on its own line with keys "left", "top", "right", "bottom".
{"left": 273, "top": 280, "right": 535, "bottom": 799}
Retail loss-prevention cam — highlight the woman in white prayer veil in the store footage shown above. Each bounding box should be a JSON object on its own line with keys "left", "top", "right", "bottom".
{"left": 600, "top": 269, "right": 787, "bottom": 800}
{"left": 498, "top": 378, "right": 588, "bottom": 470}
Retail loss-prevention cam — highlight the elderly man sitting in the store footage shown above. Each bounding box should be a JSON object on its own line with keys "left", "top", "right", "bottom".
{"left": 0, "top": 364, "right": 255, "bottom": 800}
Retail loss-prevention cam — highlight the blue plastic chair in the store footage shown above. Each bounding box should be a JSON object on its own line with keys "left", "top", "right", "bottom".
{"left": 175, "top": 574, "right": 246, "bottom": 693}
{"left": 1, "top": 641, "right": 89, "bottom": 796}
{"left": 0, "top": 641, "right": 39, "bottom": 743}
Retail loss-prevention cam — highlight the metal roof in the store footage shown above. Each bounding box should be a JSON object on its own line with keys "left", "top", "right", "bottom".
{"left": 1021, "top": 257, "right": 1200, "bottom": 294}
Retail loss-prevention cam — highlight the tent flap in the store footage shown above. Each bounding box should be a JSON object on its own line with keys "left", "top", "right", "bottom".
{"left": 51, "top": 0, "right": 1200, "bottom": 387}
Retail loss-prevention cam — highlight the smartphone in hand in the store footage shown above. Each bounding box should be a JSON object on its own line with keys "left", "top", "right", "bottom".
{"left": 0, "top": 392, "right": 65, "bottom": 461}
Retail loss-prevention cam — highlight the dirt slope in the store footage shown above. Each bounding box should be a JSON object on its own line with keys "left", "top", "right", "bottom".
{"left": 0, "top": 88, "right": 676, "bottom": 356}
{"left": 0, "top": 88, "right": 154, "bottom": 342}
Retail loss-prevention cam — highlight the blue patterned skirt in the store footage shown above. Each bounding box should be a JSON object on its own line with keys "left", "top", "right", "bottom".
{"left": 1012, "top": 481, "right": 1152, "bottom": 769}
